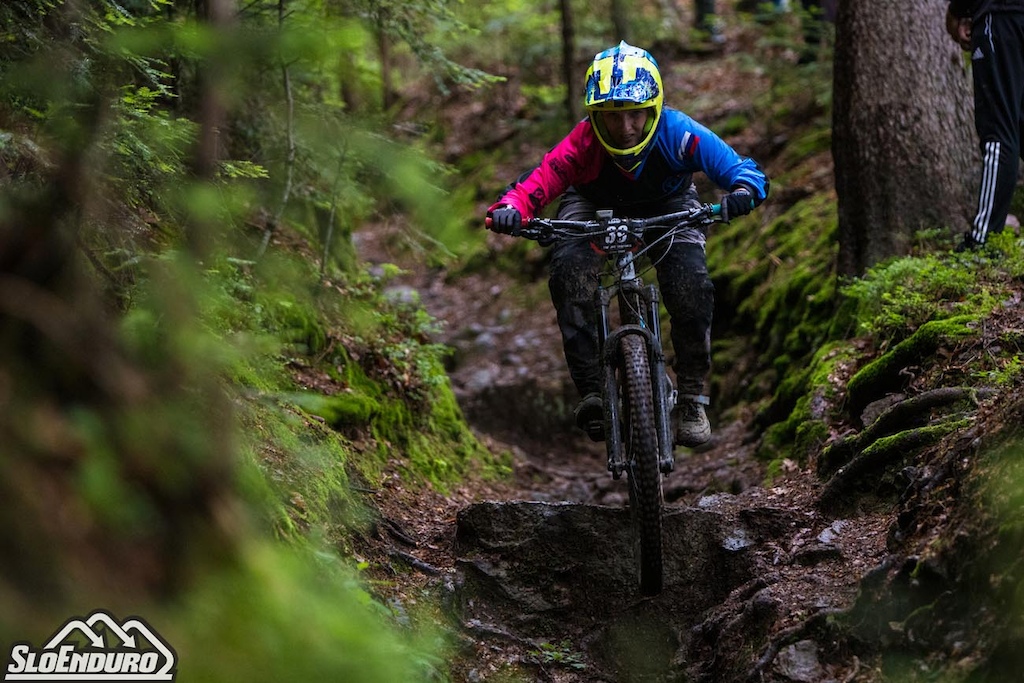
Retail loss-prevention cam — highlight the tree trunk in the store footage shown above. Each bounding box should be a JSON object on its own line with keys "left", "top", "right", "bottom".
{"left": 656, "top": 0, "right": 684, "bottom": 32}
{"left": 191, "top": 0, "right": 234, "bottom": 258}
{"left": 257, "top": 0, "right": 296, "bottom": 261}
{"left": 611, "top": 0, "right": 630, "bottom": 43}
{"left": 832, "top": 0, "right": 975, "bottom": 277}
{"left": 560, "top": 0, "right": 580, "bottom": 125}
{"left": 378, "top": 23, "right": 395, "bottom": 111}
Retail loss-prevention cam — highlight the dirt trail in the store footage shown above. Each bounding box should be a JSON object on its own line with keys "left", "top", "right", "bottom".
{"left": 354, "top": 207, "right": 893, "bottom": 682}
{"left": 351, "top": 16, "right": 900, "bottom": 680}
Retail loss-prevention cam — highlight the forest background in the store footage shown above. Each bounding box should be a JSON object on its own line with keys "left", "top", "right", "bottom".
{"left": 2, "top": 0, "right": 1024, "bottom": 682}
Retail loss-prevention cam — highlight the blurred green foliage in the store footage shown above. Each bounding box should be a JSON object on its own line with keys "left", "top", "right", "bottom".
{"left": 0, "top": 0, "right": 507, "bottom": 678}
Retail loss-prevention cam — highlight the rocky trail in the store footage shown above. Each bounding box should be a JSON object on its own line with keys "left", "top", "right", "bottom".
{"left": 353, "top": 213, "right": 894, "bottom": 682}
{"left": 346, "top": 14, "right": 1007, "bottom": 681}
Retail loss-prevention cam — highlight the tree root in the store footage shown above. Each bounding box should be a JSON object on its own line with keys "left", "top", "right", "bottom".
{"left": 746, "top": 608, "right": 846, "bottom": 682}
{"left": 819, "top": 418, "right": 969, "bottom": 510}
{"left": 845, "top": 316, "right": 977, "bottom": 420}
{"left": 819, "top": 387, "right": 978, "bottom": 477}
{"left": 386, "top": 547, "right": 442, "bottom": 576}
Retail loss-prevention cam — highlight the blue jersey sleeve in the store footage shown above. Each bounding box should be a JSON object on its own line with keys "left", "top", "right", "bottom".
{"left": 657, "top": 108, "right": 769, "bottom": 201}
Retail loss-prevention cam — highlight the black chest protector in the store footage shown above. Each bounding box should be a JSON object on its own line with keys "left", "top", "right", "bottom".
{"left": 575, "top": 147, "right": 692, "bottom": 214}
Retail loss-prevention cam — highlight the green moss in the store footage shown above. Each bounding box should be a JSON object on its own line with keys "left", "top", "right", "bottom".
{"left": 846, "top": 316, "right": 979, "bottom": 419}
{"left": 184, "top": 238, "right": 509, "bottom": 539}
{"left": 756, "top": 341, "right": 854, "bottom": 466}
{"left": 862, "top": 421, "right": 966, "bottom": 464}
{"left": 237, "top": 396, "right": 364, "bottom": 542}
{"left": 718, "top": 113, "right": 750, "bottom": 137}
{"left": 842, "top": 239, "right": 1024, "bottom": 347}
{"left": 709, "top": 193, "right": 840, "bottom": 407}
{"left": 793, "top": 418, "right": 830, "bottom": 460}
{"left": 780, "top": 126, "right": 832, "bottom": 163}
{"left": 299, "top": 392, "right": 382, "bottom": 427}
{"left": 365, "top": 361, "right": 508, "bottom": 492}
{"left": 749, "top": 239, "right": 1024, "bottom": 478}
{"left": 160, "top": 540, "right": 444, "bottom": 682}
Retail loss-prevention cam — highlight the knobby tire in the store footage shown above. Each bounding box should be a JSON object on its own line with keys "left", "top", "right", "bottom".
{"left": 620, "top": 334, "right": 664, "bottom": 596}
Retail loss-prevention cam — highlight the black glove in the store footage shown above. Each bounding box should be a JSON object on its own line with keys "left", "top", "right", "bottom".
{"left": 489, "top": 205, "right": 523, "bottom": 235}
{"left": 720, "top": 188, "right": 754, "bottom": 222}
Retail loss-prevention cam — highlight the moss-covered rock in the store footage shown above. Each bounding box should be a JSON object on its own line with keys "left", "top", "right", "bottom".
{"left": 709, "top": 192, "right": 840, "bottom": 410}
{"left": 755, "top": 341, "right": 855, "bottom": 467}
{"left": 290, "top": 391, "right": 382, "bottom": 427}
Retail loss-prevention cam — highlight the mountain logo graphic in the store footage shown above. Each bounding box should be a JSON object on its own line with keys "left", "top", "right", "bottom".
{"left": 4, "top": 610, "right": 177, "bottom": 681}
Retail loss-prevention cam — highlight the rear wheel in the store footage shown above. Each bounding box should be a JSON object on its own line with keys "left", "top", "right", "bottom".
{"left": 620, "top": 334, "right": 663, "bottom": 596}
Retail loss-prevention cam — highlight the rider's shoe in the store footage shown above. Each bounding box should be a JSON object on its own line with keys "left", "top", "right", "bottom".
{"left": 673, "top": 395, "right": 711, "bottom": 448}
{"left": 574, "top": 393, "right": 604, "bottom": 442}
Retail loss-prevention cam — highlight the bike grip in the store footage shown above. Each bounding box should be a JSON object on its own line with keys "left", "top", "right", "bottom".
{"left": 711, "top": 203, "right": 722, "bottom": 217}
{"left": 484, "top": 216, "right": 517, "bottom": 229}
{"left": 485, "top": 215, "right": 526, "bottom": 231}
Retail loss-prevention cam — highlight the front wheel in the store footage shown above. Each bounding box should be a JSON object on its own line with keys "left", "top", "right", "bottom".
{"left": 620, "top": 334, "right": 663, "bottom": 596}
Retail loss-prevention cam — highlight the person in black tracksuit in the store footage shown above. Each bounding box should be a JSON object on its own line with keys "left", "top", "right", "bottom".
{"left": 946, "top": 0, "right": 1024, "bottom": 248}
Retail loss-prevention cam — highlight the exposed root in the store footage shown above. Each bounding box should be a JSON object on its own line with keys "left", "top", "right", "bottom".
{"left": 819, "top": 418, "right": 968, "bottom": 509}
{"left": 819, "top": 387, "right": 978, "bottom": 477}
{"left": 746, "top": 608, "right": 846, "bottom": 682}
{"left": 386, "top": 547, "right": 442, "bottom": 576}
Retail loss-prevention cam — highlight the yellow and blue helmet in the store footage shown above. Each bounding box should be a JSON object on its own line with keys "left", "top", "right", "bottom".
{"left": 584, "top": 41, "right": 664, "bottom": 171}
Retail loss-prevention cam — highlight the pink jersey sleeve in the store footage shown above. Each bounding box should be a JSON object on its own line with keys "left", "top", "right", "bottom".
{"left": 489, "top": 120, "right": 605, "bottom": 220}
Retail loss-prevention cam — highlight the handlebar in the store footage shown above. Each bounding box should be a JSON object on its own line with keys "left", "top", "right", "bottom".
{"left": 485, "top": 203, "right": 723, "bottom": 253}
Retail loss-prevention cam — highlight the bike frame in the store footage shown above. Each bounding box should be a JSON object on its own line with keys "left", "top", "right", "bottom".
{"left": 510, "top": 203, "right": 721, "bottom": 480}
{"left": 597, "top": 246, "right": 676, "bottom": 480}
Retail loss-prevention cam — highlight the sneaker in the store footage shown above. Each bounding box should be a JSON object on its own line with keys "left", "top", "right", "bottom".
{"left": 673, "top": 396, "right": 711, "bottom": 447}
{"left": 573, "top": 393, "right": 604, "bottom": 442}
{"left": 694, "top": 20, "right": 727, "bottom": 46}
{"left": 705, "top": 25, "right": 726, "bottom": 46}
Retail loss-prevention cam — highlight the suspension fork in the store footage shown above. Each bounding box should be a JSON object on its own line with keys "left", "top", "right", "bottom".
{"left": 598, "top": 275, "right": 675, "bottom": 478}
{"left": 601, "top": 253, "right": 643, "bottom": 481}
{"left": 646, "top": 284, "right": 676, "bottom": 474}
{"left": 597, "top": 284, "right": 625, "bottom": 479}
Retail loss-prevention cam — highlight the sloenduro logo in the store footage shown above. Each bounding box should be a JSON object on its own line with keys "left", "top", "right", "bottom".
{"left": 4, "top": 610, "right": 177, "bottom": 681}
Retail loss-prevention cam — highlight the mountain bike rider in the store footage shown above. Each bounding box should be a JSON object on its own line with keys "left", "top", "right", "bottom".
{"left": 486, "top": 41, "right": 769, "bottom": 448}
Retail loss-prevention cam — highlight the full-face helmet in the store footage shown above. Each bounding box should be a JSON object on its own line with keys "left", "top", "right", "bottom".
{"left": 584, "top": 41, "right": 664, "bottom": 171}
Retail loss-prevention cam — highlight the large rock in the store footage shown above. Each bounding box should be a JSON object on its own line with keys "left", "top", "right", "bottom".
{"left": 453, "top": 500, "right": 756, "bottom": 679}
